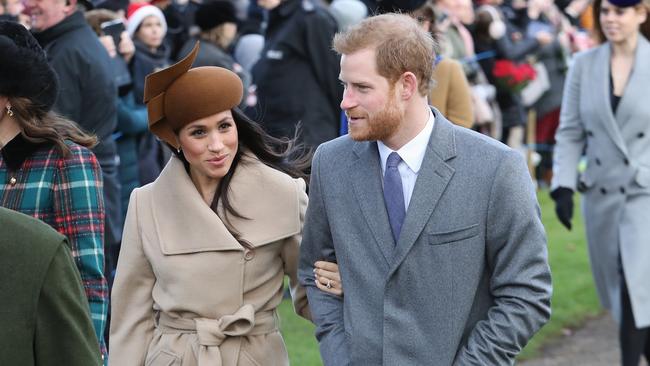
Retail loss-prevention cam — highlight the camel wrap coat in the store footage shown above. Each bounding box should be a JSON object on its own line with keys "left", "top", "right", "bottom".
{"left": 109, "top": 154, "right": 310, "bottom": 366}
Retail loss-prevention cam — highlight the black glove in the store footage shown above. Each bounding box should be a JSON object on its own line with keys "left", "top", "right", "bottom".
{"left": 550, "top": 187, "right": 574, "bottom": 230}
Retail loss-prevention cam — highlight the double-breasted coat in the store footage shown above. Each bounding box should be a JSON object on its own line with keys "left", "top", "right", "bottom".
{"left": 109, "top": 155, "right": 310, "bottom": 366}
{"left": 552, "top": 35, "right": 650, "bottom": 328}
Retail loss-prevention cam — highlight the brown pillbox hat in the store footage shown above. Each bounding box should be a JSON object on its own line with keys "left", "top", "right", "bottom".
{"left": 143, "top": 42, "right": 244, "bottom": 149}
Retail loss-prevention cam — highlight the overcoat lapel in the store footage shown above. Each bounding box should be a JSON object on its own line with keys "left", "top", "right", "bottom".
{"left": 615, "top": 35, "right": 650, "bottom": 129}
{"left": 350, "top": 141, "right": 394, "bottom": 266}
{"left": 150, "top": 155, "right": 302, "bottom": 255}
{"left": 389, "top": 113, "right": 456, "bottom": 276}
{"left": 593, "top": 43, "right": 628, "bottom": 156}
{"left": 152, "top": 157, "right": 242, "bottom": 254}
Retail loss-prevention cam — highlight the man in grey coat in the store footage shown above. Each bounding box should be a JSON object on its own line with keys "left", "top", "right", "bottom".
{"left": 299, "top": 14, "right": 552, "bottom": 365}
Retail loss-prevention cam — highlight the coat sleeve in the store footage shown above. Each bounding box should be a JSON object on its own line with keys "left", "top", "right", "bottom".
{"left": 454, "top": 150, "right": 552, "bottom": 365}
{"left": 109, "top": 189, "right": 156, "bottom": 366}
{"left": 298, "top": 147, "right": 350, "bottom": 366}
{"left": 551, "top": 52, "right": 587, "bottom": 191}
{"left": 444, "top": 60, "right": 475, "bottom": 128}
{"left": 53, "top": 146, "right": 108, "bottom": 344}
{"left": 34, "top": 240, "right": 103, "bottom": 366}
{"left": 281, "top": 177, "right": 311, "bottom": 320}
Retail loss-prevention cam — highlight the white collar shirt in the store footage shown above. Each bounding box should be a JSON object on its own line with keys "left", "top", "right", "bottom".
{"left": 377, "top": 109, "right": 435, "bottom": 210}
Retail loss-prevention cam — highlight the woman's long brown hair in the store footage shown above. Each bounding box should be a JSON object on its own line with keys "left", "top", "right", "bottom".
{"left": 8, "top": 97, "right": 97, "bottom": 156}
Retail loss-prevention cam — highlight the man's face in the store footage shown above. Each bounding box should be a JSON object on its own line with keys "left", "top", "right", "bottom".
{"left": 23, "top": 0, "right": 71, "bottom": 32}
{"left": 339, "top": 48, "right": 405, "bottom": 142}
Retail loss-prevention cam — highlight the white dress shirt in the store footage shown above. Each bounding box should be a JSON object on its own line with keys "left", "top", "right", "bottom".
{"left": 378, "top": 109, "right": 435, "bottom": 210}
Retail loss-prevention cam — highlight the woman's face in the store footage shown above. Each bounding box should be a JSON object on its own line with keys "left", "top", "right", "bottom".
{"left": 136, "top": 15, "right": 164, "bottom": 49}
{"left": 599, "top": 0, "right": 648, "bottom": 43}
{"left": 257, "top": 0, "right": 281, "bottom": 10}
{"left": 177, "top": 110, "right": 239, "bottom": 187}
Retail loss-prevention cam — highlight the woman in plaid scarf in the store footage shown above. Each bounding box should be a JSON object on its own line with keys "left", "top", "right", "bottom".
{"left": 0, "top": 21, "right": 108, "bottom": 360}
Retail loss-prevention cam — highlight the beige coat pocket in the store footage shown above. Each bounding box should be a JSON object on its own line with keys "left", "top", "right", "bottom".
{"left": 145, "top": 349, "right": 180, "bottom": 366}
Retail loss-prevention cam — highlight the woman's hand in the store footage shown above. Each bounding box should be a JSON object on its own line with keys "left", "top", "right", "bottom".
{"left": 314, "top": 261, "right": 343, "bottom": 296}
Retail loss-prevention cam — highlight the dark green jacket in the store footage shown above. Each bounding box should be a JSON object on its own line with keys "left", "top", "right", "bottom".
{"left": 0, "top": 207, "right": 102, "bottom": 366}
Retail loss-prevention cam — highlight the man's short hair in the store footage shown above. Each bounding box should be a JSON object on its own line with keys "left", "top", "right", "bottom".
{"left": 333, "top": 13, "right": 436, "bottom": 96}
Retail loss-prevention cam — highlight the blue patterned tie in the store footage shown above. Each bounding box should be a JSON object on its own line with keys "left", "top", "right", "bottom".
{"left": 383, "top": 152, "right": 406, "bottom": 244}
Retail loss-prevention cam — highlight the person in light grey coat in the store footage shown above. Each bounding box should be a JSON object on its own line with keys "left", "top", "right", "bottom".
{"left": 551, "top": 0, "right": 650, "bottom": 362}
{"left": 299, "top": 13, "right": 552, "bottom": 366}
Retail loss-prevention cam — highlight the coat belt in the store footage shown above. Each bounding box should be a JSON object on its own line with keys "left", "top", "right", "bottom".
{"left": 155, "top": 304, "right": 278, "bottom": 366}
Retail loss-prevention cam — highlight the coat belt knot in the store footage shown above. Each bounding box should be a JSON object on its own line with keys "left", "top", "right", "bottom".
{"left": 155, "top": 304, "right": 278, "bottom": 366}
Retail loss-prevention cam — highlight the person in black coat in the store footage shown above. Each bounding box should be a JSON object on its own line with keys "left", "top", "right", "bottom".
{"left": 251, "top": 0, "right": 342, "bottom": 147}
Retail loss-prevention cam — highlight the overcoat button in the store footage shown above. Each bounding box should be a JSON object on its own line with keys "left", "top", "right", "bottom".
{"left": 638, "top": 132, "right": 645, "bottom": 138}
{"left": 624, "top": 158, "right": 630, "bottom": 165}
{"left": 244, "top": 249, "right": 254, "bottom": 261}
{"left": 620, "top": 187, "right": 626, "bottom": 194}
{"left": 600, "top": 187, "right": 607, "bottom": 195}
{"left": 587, "top": 131, "right": 594, "bottom": 137}
{"left": 595, "top": 158, "right": 601, "bottom": 166}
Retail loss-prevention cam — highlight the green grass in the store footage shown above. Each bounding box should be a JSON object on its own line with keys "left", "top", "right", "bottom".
{"left": 278, "top": 192, "right": 602, "bottom": 364}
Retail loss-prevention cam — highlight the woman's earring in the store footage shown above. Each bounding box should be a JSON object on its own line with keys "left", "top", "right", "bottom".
{"left": 6, "top": 106, "right": 14, "bottom": 117}
{"left": 177, "top": 147, "right": 181, "bottom": 154}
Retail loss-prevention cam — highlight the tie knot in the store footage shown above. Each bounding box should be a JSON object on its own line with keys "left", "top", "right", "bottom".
{"left": 387, "top": 152, "right": 401, "bottom": 169}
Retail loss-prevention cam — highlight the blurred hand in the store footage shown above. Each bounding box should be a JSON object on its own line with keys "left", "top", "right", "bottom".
{"left": 551, "top": 187, "right": 574, "bottom": 230}
{"left": 98, "top": 35, "right": 117, "bottom": 58}
{"left": 535, "top": 31, "right": 554, "bottom": 46}
{"left": 118, "top": 31, "right": 135, "bottom": 63}
{"left": 314, "top": 261, "right": 343, "bottom": 296}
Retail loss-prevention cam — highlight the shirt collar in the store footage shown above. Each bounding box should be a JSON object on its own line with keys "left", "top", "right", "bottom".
{"left": 378, "top": 108, "right": 435, "bottom": 174}
{"left": 0, "top": 133, "right": 49, "bottom": 171}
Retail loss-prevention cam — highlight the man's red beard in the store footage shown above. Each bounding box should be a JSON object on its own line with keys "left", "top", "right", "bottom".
{"left": 347, "top": 89, "right": 404, "bottom": 142}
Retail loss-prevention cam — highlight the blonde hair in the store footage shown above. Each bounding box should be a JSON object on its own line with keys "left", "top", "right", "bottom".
{"left": 333, "top": 13, "right": 436, "bottom": 96}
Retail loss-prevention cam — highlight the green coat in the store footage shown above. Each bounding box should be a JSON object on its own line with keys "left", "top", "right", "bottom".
{"left": 0, "top": 207, "right": 102, "bottom": 366}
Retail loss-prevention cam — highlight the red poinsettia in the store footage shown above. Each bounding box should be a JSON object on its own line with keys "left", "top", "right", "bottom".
{"left": 492, "top": 60, "right": 537, "bottom": 93}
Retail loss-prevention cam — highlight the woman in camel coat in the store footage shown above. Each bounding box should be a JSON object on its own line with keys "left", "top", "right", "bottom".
{"left": 108, "top": 43, "right": 328, "bottom": 366}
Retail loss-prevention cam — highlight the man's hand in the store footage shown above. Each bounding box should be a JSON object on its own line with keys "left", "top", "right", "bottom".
{"left": 551, "top": 187, "right": 574, "bottom": 230}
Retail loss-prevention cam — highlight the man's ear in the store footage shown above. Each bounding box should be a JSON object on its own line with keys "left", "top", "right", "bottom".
{"left": 399, "top": 72, "right": 419, "bottom": 100}
{"left": 64, "top": 0, "right": 77, "bottom": 15}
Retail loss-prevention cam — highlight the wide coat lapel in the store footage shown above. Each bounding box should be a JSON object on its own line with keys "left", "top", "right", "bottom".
{"left": 350, "top": 141, "right": 394, "bottom": 266}
{"left": 615, "top": 35, "right": 650, "bottom": 129}
{"left": 592, "top": 43, "right": 628, "bottom": 155}
{"left": 150, "top": 155, "right": 302, "bottom": 255}
{"left": 389, "top": 111, "right": 456, "bottom": 276}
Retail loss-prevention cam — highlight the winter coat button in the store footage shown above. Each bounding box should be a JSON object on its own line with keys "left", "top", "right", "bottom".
{"left": 595, "top": 158, "right": 601, "bottom": 166}
{"left": 600, "top": 187, "right": 607, "bottom": 195}
{"left": 638, "top": 132, "right": 645, "bottom": 138}
{"left": 620, "top": 187, "right": 626, "bottom": 194}
{"left": 624, "top": 158, "right": 630, "bottom": 166}
{"left": 587, "top": 130, "right": 594, "bottom": 137}
{"left": 244, "top": 249, "right": 255, "bottom": 261}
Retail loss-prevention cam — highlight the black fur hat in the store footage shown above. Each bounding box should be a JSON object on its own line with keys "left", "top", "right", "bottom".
{"left": 0, "top": 21, "right": 59, "bottom": 112}
{"left": 195, "top": 1, "right": 238, "bottom": 32}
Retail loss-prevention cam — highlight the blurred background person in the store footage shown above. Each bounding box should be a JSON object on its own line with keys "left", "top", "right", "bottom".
{"left": 0, "top": 208, "right": 102, "bottom": 366}
{"left": 525, "top": 0, "right": 570, "bottom": 187}
{"left": 473, "top": 0, "right": 553, "bottom": 149}
{"left": 0, "top": 20, "right": 106, "bottom": 355}
{"left": 551, "top": 0, "right": 650, "bottom": 364}
{"left": 126, "top": 2, "right": 172, "bottom": 185}
{"left": 411, "top": 1, "right": 474, "bottom": 128}
{"left": 176, "top": 0, "right": 251, "bottom": 108}
{"left": 250, "top": 0, "right": 342, "bottom": 147}
{"left": 0, "top": 0, "right": 29, "bottom": 25}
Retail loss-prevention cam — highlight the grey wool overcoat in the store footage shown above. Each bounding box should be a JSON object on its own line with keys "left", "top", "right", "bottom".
{"left": 300, "top": 110, "right": 552, "bottom": 365}
{"left": 552, "top": 35, "right": 650, "bottom": 328}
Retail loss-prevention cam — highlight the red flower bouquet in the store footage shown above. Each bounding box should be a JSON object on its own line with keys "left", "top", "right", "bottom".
{"left": 492, "top": 60, "right": 537, "bottom": 94}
